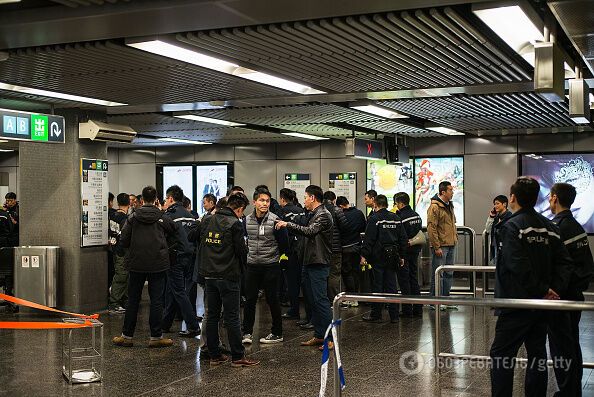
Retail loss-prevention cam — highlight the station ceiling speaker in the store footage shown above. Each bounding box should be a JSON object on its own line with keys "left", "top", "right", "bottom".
{"left": 534, "top": 42, "right": 564, "bottom": 102}
{"left": 568, "top": 79, "right": 592, "bottom": 124}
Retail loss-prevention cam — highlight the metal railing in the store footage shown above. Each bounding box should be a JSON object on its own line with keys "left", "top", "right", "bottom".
{"left": 330, "top": 291, "right": 594, "bottom": 397}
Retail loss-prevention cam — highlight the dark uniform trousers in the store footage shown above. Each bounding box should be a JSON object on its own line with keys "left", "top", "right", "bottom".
{"left": 370, "top": 264, "right": 398, "bottom": 320}
{"left": 490, "top": 310, "right": 548, "bottom": 397}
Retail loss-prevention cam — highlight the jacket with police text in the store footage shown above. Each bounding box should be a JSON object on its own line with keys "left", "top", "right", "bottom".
{"left": 361, "top": 208, "right": 408, "bottom": 266}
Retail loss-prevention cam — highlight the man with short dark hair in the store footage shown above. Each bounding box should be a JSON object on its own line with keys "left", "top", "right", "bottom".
{"left": 108, "top": 193, "right": 131, "bottom": 314}
{"left": 278, "top": 188, "right": 307, "bottom": 321}
{"left": 364, "top": 189, "right": 377, "bottom": 216}
{"left": 113, "top": 186, "right": 178, "bottom": 348}
{"left": 322, "top": 190, "right": 350, "bottom": 302}
{"left": 3, "top": 192, "right": 18, "bottom": 246}
{"left": 393, "top": 192, "right": 423, "bottom": 316}
{"left": 336, "top": 196, "right": 366, "bottom": 304}
{"left": 202, "top": 194, "right": 217, "bottom": 217}
{"left": 242, "top": 188, "right": 288, "bottom": 344}
{"left": 490, "top": 177, "right": 572, "bottom": 397}
{"left": 276, "top": 185, "right": 333, "bottom": 350}
{"left": 161, "top": 185, "right": 201, "bottom": 337}
{"left": 361, "top": 195, "right": 408, "bottom": 323}
{"left": 200, "top": 192, "right": 259, "bottom": 367}
{"left": 484, "top": 195, "right": 512, "bottom": 266}
{"left": 427, "top": 181, "right": 457, "bottom": 309}
{"left": 548, "top": 182, "right": 593, "bottom": 396}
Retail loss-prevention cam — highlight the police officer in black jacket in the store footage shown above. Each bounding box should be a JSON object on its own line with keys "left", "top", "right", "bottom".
{"left": 360, "top": 194, "right": 408, "bottom": 323}
{"left": 161, "top": 185, "right": 201, "bottom": 337}
{"left": 548, "top": 182, "right": 594, "bottom": 396}
{"left": 490, "top": 177, "right": 573, "bottom": 397}
{"left": 323, "top": 191, "right": 351, "bottom": 303}
{"left": 393, "top": 192, "right": 423, "bottom": 317}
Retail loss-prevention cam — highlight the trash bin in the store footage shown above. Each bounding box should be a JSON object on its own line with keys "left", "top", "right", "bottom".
{"left": 13, "top": 246, "right": 60, "bottom": 307}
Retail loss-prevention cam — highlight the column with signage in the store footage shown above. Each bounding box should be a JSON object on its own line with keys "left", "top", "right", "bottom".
{"left": 329, "top": 172, "right": 357, "bottom": 206}
{"left": 81, "top": 159, "right": 109, "bottom": 247}
{"left": 283, "top": 173, "right": 311, "bottom": 202}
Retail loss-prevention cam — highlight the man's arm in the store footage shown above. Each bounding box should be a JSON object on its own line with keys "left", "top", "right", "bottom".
{"left": 360, "top": 217, "right": 378, "bottom": 261}
{"left": 231, "top": 221, "right": 248, "bottom": 267}
{"left": 426, "top": 204, "right": 440, "bottom": 250}
{"left": 274, "top": 226, "right": 290, "bottom": 256}
{"left": 549, "top": 224, "right": 574, "bottom": 297}
{"left": 119, "top": 215, "right": 133, "bottom": 248}
{"left": 284, "top": 212, "right": 331, "bottom": 238}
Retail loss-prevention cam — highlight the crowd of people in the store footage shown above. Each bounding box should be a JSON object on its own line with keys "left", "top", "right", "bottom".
{"left": 105, "top": 177, "right": 593, "bottom": 395}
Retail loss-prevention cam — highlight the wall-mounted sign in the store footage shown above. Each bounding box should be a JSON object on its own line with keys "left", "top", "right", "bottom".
{"left": 329, "top": 172, "right": 357, "bottom": 206}
{"left": 284, "top": 173, "right": 311, "bottom": 202}
{"left": 345, "top": 138, "right": 383, "bottom": 160}
{"left": 81, "top": 158, "right": 109, "bottom": 247}
{"left": 0, "top": 108, "right": 65, "bottom": 143}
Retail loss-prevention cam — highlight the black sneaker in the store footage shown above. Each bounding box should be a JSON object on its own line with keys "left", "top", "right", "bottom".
{"left": 295, "top": 319, "right": 309, "bottom": 326}
{"left": 179, "top": 329, "right": 201, "bottom": 337}
{"left": 259, "top": 334, "right": 283, "bottom": 344}
{"left": 299, "top": 322, "right": 314, "bottom": 330}
{"left": 362, "top": 315, "right": 382, "bottom": 323}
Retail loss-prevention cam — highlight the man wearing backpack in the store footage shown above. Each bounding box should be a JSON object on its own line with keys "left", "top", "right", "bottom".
{"left": 112, "top": 186, "right": 178, "bottom": 348}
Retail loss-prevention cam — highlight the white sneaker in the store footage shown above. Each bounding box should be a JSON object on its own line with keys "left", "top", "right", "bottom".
{"left": 242, "top": 334, "right": 253, "bottom": 344}
{"left": 259, "top": 334, "right": 283, "bottom": 344}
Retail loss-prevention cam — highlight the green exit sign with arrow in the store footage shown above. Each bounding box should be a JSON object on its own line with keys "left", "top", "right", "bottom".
{"left": 1, "top": 108, "right": 65, "bottom": 143}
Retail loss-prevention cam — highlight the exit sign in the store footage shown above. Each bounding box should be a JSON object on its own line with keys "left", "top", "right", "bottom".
{"left": 1, "top": 108, "right": 65, "bottom": 143}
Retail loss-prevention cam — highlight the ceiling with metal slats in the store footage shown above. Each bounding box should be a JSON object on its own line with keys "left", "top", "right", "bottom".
{"left": 178, "top": 6, "right": 531, "bottom": 93}
{"left": 0, "top": 0, "right": 592, "bottom": 146}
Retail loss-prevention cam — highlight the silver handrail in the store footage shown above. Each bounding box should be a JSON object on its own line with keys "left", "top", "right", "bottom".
{"left": 330, "top": 292, "right": 594, "bottom": 397}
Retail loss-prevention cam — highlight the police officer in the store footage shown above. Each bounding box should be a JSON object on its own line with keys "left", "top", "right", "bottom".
{"left": 161, "top": 185, "right": 201, "bottom": 337}
{"left": 360, "top": 194, "right": 408, "bottom": 323}
{"left": 548, "top": 182, "right": 593, "bottom": 396}
{"left": 393, "top": 192, "right": 423, "bottom": 317}
{"left": 490, "top": 177, "right": 572, "bottom": 397}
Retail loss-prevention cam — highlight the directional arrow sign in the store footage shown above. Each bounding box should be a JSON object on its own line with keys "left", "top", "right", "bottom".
{"left": 0, "top": 108, "right": 65, "bottom": 143}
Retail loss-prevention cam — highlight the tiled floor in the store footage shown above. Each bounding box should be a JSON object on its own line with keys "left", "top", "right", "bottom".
{"left": 0, "top": 297, "right": 593, "bottom": 396}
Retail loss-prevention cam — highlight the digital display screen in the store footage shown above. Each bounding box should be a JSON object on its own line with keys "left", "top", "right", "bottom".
{"left": 414, "top": 157, "right": 464, "bottom": 225}
{"left": 521, "top": 153, "right": 594, "bottom": 233}
{"left": 366, "top": 159, "right": 413, "bottom": 208}
{"left": 162, "top": 165, "right": 193, "bottom": 206}
{"left": 196, "top": 165, "right": 228, "bottom": 215}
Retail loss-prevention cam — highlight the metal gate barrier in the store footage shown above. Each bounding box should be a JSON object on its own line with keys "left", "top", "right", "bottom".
{"left": 330, "top": 290, "right": 594, "bottom": 397}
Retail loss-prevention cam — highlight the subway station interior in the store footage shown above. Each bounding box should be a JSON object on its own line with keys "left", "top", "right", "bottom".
{"left": 1, "top": 0, "right": 594, "bottom": 395}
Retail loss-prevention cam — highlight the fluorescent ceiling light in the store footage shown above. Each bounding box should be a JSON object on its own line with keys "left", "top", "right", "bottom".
{"left": 157, "top": 137, "right": 212, "bottom": 145}
{"left": 281, "top": 132, "right": 329, "bottom": 140}
{"left": 174, "top": 114, "right": 245, "bottom": 127}
{"left": 0, "top": 82, "right": 126, "bottom": 106}
{"left": 127, "top": 40, "right": 326, "bottom": 95}
{"left": 0, "top": 0, "right": 21, "bottom": 3}
{"left": 351, "top": 105, "right": 408, "bottom": 119}
{"left": 426, "top": 126, "right": 465, "bottom": 136}
{"left": 473, "top": 5, "right": 543, "bottom": 66}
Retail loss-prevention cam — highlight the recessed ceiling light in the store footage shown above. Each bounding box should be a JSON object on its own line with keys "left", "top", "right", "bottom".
{"left": 0, "top": 82, "right": 126, "bottom": 106}
{"left": 127, "top": 39, "right": 326, "bottom": 95}
{"left": 281, "top": 132, "right": 329, "bottom": 140}
{"left": 426, "top": 126, "right": 465, "bottom": 136}
{"left": 473, "top": 4, "right": 543, "bottom": 66}
{"left": 157, "top": 137, "right": 212, "bottom": 145}
{"left": 350, "top": 105, "right": 408, "bottom": 119}
{"left": 174, "top": 114, "right": 245, "bottom": 127}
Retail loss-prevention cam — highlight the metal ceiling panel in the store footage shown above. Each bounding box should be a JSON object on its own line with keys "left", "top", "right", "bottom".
{"left": 0, "top": 41, "right": 290, "bottom": 106}
{"left": 346, "top": 120, "right": 438, "bottom": 136}
{"left": 380, "top": 93, "right": 577, "bottom": 131}
{"left": 178, "top": 6, "right": 531, "bottom": 93}
{"left": 185, "top": 104, "right": 385, "bottom": 125}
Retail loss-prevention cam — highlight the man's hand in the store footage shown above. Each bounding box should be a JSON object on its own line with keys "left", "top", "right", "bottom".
{"left": 400, "top": 258, "right": 405, "bottom": 267}
{"left": 544, "top": 288, "right": 560, "bottom": 300}
{"left": 275, "top": 220, "right": 287, "bottom": 230}
{"left": 434, "top": 248, "right": 443, "bottom": 257}
{"left": 360, "top": 257, "right": 367, "bottom": 266}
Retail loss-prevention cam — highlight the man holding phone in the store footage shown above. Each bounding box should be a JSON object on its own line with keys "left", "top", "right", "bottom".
{"left": 484, "top": 195, "right": 512, "bottom": 266}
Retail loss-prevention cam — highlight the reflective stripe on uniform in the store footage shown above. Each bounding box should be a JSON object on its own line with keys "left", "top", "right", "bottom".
{"left": 564, "top": 232, "right": 588, "bottom": 246}
{"left": 517, "top": 227, "right": 560, "bottom": 240}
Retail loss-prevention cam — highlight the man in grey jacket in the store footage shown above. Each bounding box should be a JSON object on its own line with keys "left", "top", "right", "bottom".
{"left": 242, "top": 188, "right": 288, "bottom": 345}
{"left": 276, "top": 185, "right": 334, "bottom": 350}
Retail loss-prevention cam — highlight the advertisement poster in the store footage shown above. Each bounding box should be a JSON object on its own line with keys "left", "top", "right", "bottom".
{"left": 522, "top": 153, "right": 594, "bottom": 233}
{"left": 81, "top": 158, "right": 109, "bottom": 247}
{"left": 366, "top": 160, "right": 413, "bottom": 206}
{"left": 284, "top": 173, "right": 311, "bottom": 202}
{"left": 163, "top": 166, "right": 193, "bottom": 203}
{"left": 196, "top": 165, "right": 227, "bottom": 215}
{"left": 414, "top": 157, "right": 464, "bottom": 225}
{"left": 329, "top": 173, "right": 357, "bottom": 206}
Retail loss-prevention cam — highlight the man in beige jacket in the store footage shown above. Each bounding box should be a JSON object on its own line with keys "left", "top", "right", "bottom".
{"left": 427, "top": 181, "right": 458, "bottom": 310}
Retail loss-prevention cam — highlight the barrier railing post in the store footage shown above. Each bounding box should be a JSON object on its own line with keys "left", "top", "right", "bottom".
{"left": 434, "top": 266, "right": 442, "bottom": 372}
{"left": 333, "top": 294, "right": 342, "bottom": 397}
